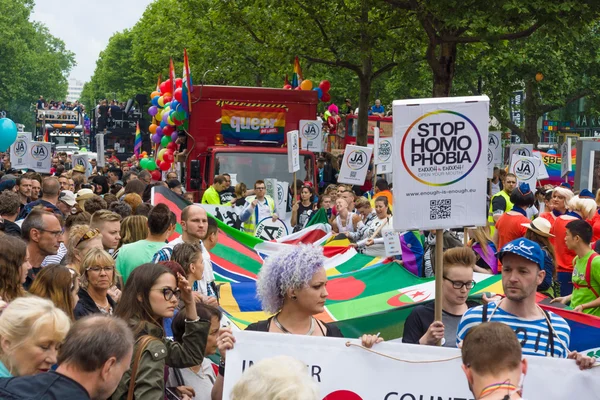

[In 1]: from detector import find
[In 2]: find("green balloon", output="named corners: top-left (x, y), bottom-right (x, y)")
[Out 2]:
top-left (147, 160), bottom-right (157, 171)
top-left (160, 134), bottom-right (172, 147)
top-left (140, 158), bottom-right (149, 169)
top-left (182, 120), bottom-right (189, 130)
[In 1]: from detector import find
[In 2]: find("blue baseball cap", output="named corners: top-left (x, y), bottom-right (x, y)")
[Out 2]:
top-left (496, 238), bottom-right (544, 270)
top-left (559, 182), bottom-right (572, 189)
top-left (579, 189), bottom-right (595, 199)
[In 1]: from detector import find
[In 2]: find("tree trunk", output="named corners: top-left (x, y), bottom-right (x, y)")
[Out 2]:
top-left (431, 41), bottom-right (457, 97)
top-left (523, 80), bottom-right (540, 146)
top-left (356, 74), bottom-right (371, 147)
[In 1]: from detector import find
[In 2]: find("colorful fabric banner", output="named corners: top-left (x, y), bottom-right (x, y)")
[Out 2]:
top-left (134, 122), bottom-right (141, 157)
top-left (182, 48), bottom-right (193, 114)
top-left (220, 105), bottom-right (286, 143)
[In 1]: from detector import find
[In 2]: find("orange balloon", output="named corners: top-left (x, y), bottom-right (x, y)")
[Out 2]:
top-left (149, 124), bottom-right (157, 134)
top-left (151, 91), bottom-right (160, 99)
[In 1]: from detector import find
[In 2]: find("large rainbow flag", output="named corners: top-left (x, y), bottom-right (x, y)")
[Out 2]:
top-left (538, 149), bottom-right (576, 186)
top-left (152, 186), bottom-right (600, 354)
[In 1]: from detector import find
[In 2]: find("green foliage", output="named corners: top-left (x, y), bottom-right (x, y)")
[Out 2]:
top-left (0, 0), bottom-right (75, 129)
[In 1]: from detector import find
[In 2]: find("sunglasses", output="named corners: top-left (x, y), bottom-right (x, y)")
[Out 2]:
top-left (76, 228), bottom-right (100, 247)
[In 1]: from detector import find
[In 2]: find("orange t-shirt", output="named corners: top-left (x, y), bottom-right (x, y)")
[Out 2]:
top-left (550, 215), bottom-right (578, 273)
top-left (495, 212), bottom-right (530, 271)
top-left (590, 212), bottom-right (600, 243)
top-left (539, 212), bottom-right (558, 225)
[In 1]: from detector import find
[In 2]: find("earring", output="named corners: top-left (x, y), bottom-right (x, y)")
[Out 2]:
top-left (292, 295), bottom-right (297, 300)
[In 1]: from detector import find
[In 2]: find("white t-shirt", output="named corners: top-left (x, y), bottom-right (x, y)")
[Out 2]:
top-left (168, 359), bottom-right (216, 399)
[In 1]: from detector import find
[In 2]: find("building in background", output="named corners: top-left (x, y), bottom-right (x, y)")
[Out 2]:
top-left (66, 78), bottom-right (85, 102)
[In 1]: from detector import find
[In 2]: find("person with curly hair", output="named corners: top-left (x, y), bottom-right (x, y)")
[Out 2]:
top-left (211, 244), bottom-right (383, 400)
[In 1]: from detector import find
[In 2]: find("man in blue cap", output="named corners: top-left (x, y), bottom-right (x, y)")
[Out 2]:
top-left (457, 238), bottom-right (595, 369)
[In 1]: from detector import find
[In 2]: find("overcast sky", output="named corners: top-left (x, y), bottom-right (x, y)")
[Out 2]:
top-left (31, 0), bottom-right (154, 83)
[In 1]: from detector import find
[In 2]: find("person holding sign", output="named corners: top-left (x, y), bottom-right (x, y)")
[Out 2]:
top-left (352, 196), bottom-right (393, 257)
top-left (550, 194), bottom-right (597, 297)
top-left (493, 183), bottom-right (535, 262)
top-left (290, 186), bottom-right (316, 233)
top-left (239, 180), bottom-right (277, 235)
top-left (487, 173), bottom-right (517, 235)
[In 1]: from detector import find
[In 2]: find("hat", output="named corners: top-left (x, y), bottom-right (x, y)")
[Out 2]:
top-left (579, 189), bottom-right (595, 199)
top-left (496, 238), bottom-right (544, 270)
top-left (0, 179), bottom-right (15, 192)
top-left (517, 182), bottom-right (531, 196)
top-left (59, 190), bottom-right (76, 207)
top-left (167, 179), bottom-right (182, 189)
top-left (0, 174), bottom-right (16, 182)
top-left (76, 188), bottom-right (94, 201)
top-left (559, 182), bottom-right (572, 189)
top-left (521, 217), bottom-right (555, 238)
top-left (73, 164), bottom-right (86, 173)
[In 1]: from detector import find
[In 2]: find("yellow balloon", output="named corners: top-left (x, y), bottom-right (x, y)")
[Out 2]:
top-left (158, 148), bottom-right (167, 161)
top-left (158, 97), bottom-right (165, 107)
top-left (300, 80), bottom-right (313, 90)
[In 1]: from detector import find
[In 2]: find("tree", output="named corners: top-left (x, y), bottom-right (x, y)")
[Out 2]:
top-left (385, 0), bottom-right (599, 97)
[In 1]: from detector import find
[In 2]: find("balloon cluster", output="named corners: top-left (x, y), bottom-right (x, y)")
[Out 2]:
top-left (146, 78), bottom-right (188, 176)
top-left (283, 80), bottom-right (331, 102)
top-left (0, 118), bottom-right (18, 152)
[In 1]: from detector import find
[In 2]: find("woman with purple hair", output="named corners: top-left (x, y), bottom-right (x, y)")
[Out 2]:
top-left (210, 244), bottom-right (382, 400)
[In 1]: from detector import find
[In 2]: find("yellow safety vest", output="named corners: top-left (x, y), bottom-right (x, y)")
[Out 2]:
top-left (488, 190), bottom-right (513, 236)
top-left (242, 195), bottom-right (276, 234)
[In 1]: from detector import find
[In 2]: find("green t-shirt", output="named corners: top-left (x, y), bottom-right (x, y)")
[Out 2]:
top-left (116, 240), bottom-right (167, 283)
top-left (571, 250), bottom-right (600, 317)
top-left (201, 186), bottom-right (221, 205)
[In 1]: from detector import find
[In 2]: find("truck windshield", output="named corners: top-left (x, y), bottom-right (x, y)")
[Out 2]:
top-left (214, 152), bottom-right (314, 187)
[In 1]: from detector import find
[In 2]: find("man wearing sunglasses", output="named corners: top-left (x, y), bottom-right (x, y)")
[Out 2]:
top-left (403, 247), bottom-right (479, 347)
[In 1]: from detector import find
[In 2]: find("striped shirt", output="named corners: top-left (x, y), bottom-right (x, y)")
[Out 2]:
top-left (456, 302), bottom-right (571, 358)
top-left (41, 243), bottom-right (67, 266)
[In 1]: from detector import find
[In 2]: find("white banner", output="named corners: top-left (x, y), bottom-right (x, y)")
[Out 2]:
top-left (72, 153), bottom-right (89, 177)
top-left (510, 154), bottom-right (539, 194)
top-left (96, 133), bottom-right (105, 168)
top-left (338, 145), bottom-right (373, 186)
top-left (374, 127), bottom-right (393, 174)
top-left (533, 150), bottom-right (549, 180)
top-left (275, 181), bottom-right (289, 219)
top-left (392, 96), bottom-right (489, 231)
top-left (299, 120), bottom-right (323, 152)
top-left (28, 141), bottom-right (52, 173)
top-left (561, 138), bottom-right (572, 178)
top-left (487, 131), bottom-right (502, 179)
top-left (509, 143), bottom-right (534, 162)
top-left (10, 132), bottom-right (31, 170)
top-left (287, 130), bottom-right (300, 173)
top-left (223, 331), bottom-right (600, 400)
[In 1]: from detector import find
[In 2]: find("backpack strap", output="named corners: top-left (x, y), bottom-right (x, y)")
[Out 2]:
top-left (541, 309), bottom-right (555, 357)
top-left (481, 302), bottom-right (489, 323)
top-left (127, 335), bottom-right (158, 400)
top-left (585, 253), bottom-right (600, 298)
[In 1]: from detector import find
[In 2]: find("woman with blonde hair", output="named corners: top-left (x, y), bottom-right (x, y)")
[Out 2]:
top-left (467, 226), bottom-right (497, 274)
top-left (74, 248), bottom-right (117, 319)
top-left (112, 215), bottom-right (148, 260)
top-left (231, 183), bottom-right (247, 207)
top-left (539, 186), bottom-right (574, 223)
top-left (0, 297), bottom-right (70, 377)
top-left (65, 224), bottom-right (104, 273)
top-left (29, 264), bottom-right (80, 320)
top-left (590, 188), bottom-right (600, 242)
top-left (0, 235), bottom-right (31, 302)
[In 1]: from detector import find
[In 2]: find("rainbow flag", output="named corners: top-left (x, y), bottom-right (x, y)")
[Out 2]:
top-left (291, 56), bottom-right (303, 89)
top-left (182, 48), bottom-right (193, 114)
top-left (134, 122), bottom-right (141, 157)
top-left (538, 149), bottom-right (576, 186)
top-left (169, 58), bottom-right (176, 95)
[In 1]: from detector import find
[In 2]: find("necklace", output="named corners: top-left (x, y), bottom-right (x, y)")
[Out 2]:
top-left (273, 314), bottom-right (315, 336)
top-left (479, 382), bottom-right (519, 399)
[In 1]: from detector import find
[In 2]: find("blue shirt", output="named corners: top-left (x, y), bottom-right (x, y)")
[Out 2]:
top-left (0, 360), bottom-right (12, 378)
top-left (370, 105), bottom-right (385, 115)
top-left (456, 302), bottom-right (571, 358)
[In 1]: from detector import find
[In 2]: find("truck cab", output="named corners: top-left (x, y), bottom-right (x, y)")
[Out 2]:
top-left (184, 85), bottom-right (319, 199)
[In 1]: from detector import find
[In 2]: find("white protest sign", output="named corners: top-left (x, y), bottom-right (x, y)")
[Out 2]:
top-left (72, 153), bottom-right (89, 177)
top-left (202, 204), bottom-right (292, 237)
top-left (287, 130), bottom-right (300, 173)
top-left (255, 217), bottom-right (289, 240)
top-left (28, 141), bottom-right (52, 173)
top-left (533, 150), bottom-right (549, 180)
top-left (299, 120), bottom-right (323, 152)
top-left (338, 145), bottom-right (373, 185)
top-left (487, 131), bottom-right (502, 179)
top-left (276, 181), bottom-right (289, 218)
top-left (374, 127), bottom-right (393, 174)
top-left (96, 133), bottom-right (105, 167)
top-left (10, 132), bottom-right (31, 170)
top-left (223, 331), bottom-right (600, 400)
top-left (392, 96), bottom-right (489, 231)
top-left (509, 143), bottom-right (534, 161)
top-left (383, 229), bottom-right (402, 257)
top-left (510, 154), bottom-right (538, 194)
top-left (561, 138), bottom-right (572, 178)
top-left (265, 179), bottom-right (277, 204)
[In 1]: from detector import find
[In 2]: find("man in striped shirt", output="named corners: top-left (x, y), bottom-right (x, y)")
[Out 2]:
top-left (457, 238), bottom-right (595, 369)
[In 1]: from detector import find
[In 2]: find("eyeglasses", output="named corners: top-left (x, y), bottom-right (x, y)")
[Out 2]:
top-left (443, 276), bottom-right (476, 290)
top-left (151, 288), bottom-right (181, 301)
top-left (86, 266), bottom-right (115, 273)
top-left (39, 228), bottom-right (64, 238)
top-left (76, 228), bottom-right (100, 247)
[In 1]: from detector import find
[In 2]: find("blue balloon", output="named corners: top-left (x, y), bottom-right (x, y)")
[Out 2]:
top-left (151, 96), bottom-right (160, 107)
top-left (0, 118), bottom-right (17, 152)
top-left (547, 149), bottom-right (557, 155)
top-left (171, 100), bottom-right (180, 109)
top-left (160, 121), bottom-right (167, 129)
top-left (314, 87), bottom-right (323, 100)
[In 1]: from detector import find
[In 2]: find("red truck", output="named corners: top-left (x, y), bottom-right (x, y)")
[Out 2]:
top-left (185, 85), bottom-right (319, 199)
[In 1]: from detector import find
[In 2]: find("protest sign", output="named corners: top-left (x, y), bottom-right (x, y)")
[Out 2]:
top-left (96, 133), bottom-right (105, 167)
top-left (72, 153), bottom-right (89, 177)
top-left (287, 130), bottom-right (300, 173)
top-left (487, 131), bottom-right (501, 178)
top-left (202, 203), bottom-right (292, 237)
top-left (392, 96), bottom-right (489, 231)
top-left (383, 229), bottom-right (402, 257)
top-left (10, 132), bottom-right (31, 170)
top-left (28, 141), bottom-right (52, 173)
top-left (561, 138), bottom-right (572, 179)
top-left (510, 154), bottom-right (539, 193)
top-left (509, 143), bottom-right (534, 162)
top-left (223, 331), bottom-right (600, 400)
top-left (533, 150), bottom-right (549, 180)
top-left (374, 127), bottom-right (393, 174)
top-left (255, 217), bottom-right (289, 240)
top-left (338, 145), bottom-right (373, 185)
top-left (265, 179), bottom-right (277, 205)
top-left (275, 181), bottom-right (289, 218)
top-left (299, 120), bottom-right (323, 152)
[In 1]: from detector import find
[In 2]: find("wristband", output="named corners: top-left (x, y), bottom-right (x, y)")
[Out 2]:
top-left (185, 317), bottom-right (200, 323)
top-left (219, 359), bottom-right (226, 376)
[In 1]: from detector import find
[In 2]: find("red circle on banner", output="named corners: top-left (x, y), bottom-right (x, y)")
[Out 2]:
top-left (323, 390), bottom-right (363, 400)
top-left (326, 277), bottom-right (365, 301)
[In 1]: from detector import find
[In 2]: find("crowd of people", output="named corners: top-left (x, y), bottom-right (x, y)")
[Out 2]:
top-left (36, 96), bottom-right (84, 113)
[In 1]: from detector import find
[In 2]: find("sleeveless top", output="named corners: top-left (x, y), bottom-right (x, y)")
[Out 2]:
top-left (335, 212), bottom-right (354, 233)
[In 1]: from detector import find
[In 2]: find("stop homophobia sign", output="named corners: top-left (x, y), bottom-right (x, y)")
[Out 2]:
top-left (392, 96), bottom-right (489, 231)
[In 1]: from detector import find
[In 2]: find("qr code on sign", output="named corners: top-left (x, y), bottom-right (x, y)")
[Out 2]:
top-left (430, 199), bottom-right (451, 220)
top-left (350, 171), bottom-right (357, 178)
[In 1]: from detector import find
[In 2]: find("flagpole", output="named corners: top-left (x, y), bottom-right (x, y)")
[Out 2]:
top-left (434, 228), bottom-right (444, 346)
